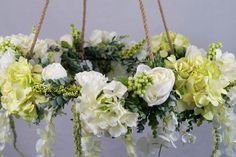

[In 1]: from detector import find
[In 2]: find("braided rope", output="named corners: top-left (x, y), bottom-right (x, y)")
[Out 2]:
top-left (29, 0), bottom-right (49, 56)
top-left (138, 0), bottom-right (154, 61)
top-left (79, 0), bottom-right (87, 60)
top-left (156, 0), bottom-right (174, 54)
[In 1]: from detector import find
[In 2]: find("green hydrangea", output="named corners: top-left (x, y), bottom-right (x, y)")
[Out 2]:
top-left (1, 57), bottom-right (47, 122)
top-left (168, 54), bottom-right (228, 120)
top-left (151, 32), bottom-right (190, 56)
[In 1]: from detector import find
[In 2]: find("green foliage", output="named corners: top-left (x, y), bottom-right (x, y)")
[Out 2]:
top-left (120, 39), bottom-right (146, 59)
top-left (33, 79), bottom-right (81, 122)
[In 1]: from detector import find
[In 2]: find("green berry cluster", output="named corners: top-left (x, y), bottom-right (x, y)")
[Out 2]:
top-left (207, 42), bottom-right (223, 60)
top-left (0, 39), bottom-right (21, 53)
top-left (128, 73), bottom-right (153, 97)
top-left (0, 39), bottom-right (12, 52)
top-left (120, 39), bottom-right (146, 59)
top-left (33, 84), bottom-right (81, 98)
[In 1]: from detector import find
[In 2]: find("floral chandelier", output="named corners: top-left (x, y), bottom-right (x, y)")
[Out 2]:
top-left (0, 0), bottom-right (236, 157)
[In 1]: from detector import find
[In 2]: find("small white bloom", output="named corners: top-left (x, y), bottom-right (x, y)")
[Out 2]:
top-left (227, 86), bottom-right (236, 105)
top-left (136, 64), bottom-right (175, 106)
top-left (136, 50), bottom-right (148, 61)
top-left (181, 132), bottom-right (196, 144)
top-left (103, 81), bottom-right (127, 98)
top-left (220, 52), bottom-right (236, 82)
top-left (164, 112), bottom-right (178, 132)
top-left (185, 45), bottom-right (207, 58)
top-left (60, 34), bottom-right (73, 46)
top-left (89, 30), bottom-right (117, 46)
top-left (42, 63), bottom-right (67, 80)
top-left (0, 49), bottom-right (15, 76)
top-left (107, 62), bottom-right (128, 80)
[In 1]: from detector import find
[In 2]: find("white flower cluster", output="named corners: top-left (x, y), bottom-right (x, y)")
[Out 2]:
top-left (0, 110), bottom-right (12, 156)
top-left (0, 34), bottom-right (62, 64)
top-left (75, 71), bottom-right (138, 137)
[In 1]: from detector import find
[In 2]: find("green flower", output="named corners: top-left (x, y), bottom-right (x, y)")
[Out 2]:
top-left (1, 57), bottom-right (46, 122)
top-left (169, 53), bottom-right (227, 120)
top-left (151, 32), bottom-right (190, 55)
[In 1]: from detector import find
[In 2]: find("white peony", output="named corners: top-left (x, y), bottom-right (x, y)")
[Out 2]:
top-left (89, 30), bottom-right (117, 46)
top-left (60, 34), bottom-right (73, 46)
top-left (135, 64), bottom-right (175, 106)
top-left (42, 63), bottom-right (67, 81)
top-left (75, 71), bottom-right (138, 137)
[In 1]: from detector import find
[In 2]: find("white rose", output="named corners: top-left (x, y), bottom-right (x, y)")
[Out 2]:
top-left (42, 63), bottom-right (67, 80)
top-left (60, 34), bottom-right (73, 46)
top-left (136, 64), bottom-right (175, 106)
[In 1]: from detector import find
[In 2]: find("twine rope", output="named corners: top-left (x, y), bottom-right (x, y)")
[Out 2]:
top-left (79, 0), bottom-right (87, 60)
top-left (138, 0), bottom-right (154, 61)
top-left (156, 0), bottom-right (174, 54)
top-left (29, 0), bottom-right (49, 56)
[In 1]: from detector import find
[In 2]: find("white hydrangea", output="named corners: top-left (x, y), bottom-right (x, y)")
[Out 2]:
top-left (3, 34), bottom-right (62, 64)
top-left (75, 71), bottom-right (138, 137)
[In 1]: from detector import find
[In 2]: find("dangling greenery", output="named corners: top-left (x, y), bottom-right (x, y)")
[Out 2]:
top-left (72, 105), bottom-right (82, 157)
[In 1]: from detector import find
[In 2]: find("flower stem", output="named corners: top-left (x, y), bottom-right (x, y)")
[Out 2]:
top-left (72, 105), bottom-right (82, 157)
top-left (9, 116), bottom-right (26, 157)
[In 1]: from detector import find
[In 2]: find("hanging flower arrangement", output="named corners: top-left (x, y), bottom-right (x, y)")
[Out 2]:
top-left (0, 0), bottom-right (236, 157)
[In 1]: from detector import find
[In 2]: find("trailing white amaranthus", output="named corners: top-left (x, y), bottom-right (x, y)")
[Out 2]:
top-left (123, 133), bottom-right (137, 157)
top-left (36, 112), bottom-right (55, 157)
top-left (81, 132), bottom-right (100, 157)
top-left (0, 110), bottom-right (11, 157)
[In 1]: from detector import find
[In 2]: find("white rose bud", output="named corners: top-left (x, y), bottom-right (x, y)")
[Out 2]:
top-left (136, 64), bottom-right (175, 106)
top-left (42, 63), bottom-right (67, 81)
